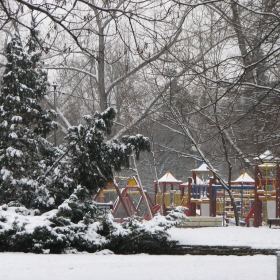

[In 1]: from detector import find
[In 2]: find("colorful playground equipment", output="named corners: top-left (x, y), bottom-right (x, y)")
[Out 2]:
top-left (153, 151), bottom-right (280, 227)
top-left (154, 165), bottom-right (216, 217)
top-left (253, 158), bottom-right (280, 227)
top-left (154, 172), bottom-right (182, 216)
top-left (94, 177), bottom-right (157, 220)
top-left (93, 151), bottom-right (280, 227)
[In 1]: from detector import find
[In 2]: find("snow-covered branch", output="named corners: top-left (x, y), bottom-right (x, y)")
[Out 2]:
top-left (45, 65), bottom-right (98, 83)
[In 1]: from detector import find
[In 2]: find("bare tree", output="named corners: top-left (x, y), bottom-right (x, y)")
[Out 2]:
top-left (1, 1), bottom-right (280, 226)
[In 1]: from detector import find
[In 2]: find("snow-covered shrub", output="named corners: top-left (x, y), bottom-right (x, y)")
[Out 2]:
top-left (7, 201), bottom-right (21, 207)
top-left (166, 206), bottom-right (190, 227)
top-left (56, 186), bottom-right (101, 224)
top-left (102, 215), bottom-right (178, 254)
top-left (0, 214), bottom-right (32, 252)
top-left (0, 214), bottom-right (7, 223)
top-left (15, 207), bottom-right (30, 216)
top-left (32, 226), bottom-right (69, 254)
top-left (0, 204), bottom-right (179, 254)
top-left (1, 204), bottom-right (8, 211)
top-left (9, 231), bottom-right (33, 253)
top-left (48, 215), bottom-right (71, 227)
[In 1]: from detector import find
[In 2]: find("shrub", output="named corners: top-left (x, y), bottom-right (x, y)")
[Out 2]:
top-left (103, 215), bottom-right (178, 254)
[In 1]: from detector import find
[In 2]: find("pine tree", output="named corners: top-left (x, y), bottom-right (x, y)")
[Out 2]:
top-left (65, 107), bottom-right (150, 194)
top-left (0, 33), bottom-right (55, 208)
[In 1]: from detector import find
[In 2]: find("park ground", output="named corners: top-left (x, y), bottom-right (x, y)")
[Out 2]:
top-left (0, 226), bottom-right (279, 280)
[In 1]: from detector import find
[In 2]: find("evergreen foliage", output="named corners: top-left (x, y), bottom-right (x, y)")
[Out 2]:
top-left (56, 185), bottom-right (100, 223)
top-left (103, 217), bottom-right (177, 254)
top-left (0, 204), bottom-right (178, 254)
top-left (0, 33), bottom-right (55, 208)
top-left (37, 147), bottom-right (75, 212)
top-left (65, 107), bottom-right (150, 193)
top-left (0, 29), bottom-right (158, 257)
top-left (121, 134), bottom-right (151, 160)
top-left (0, 33), bottom-right (150, 210)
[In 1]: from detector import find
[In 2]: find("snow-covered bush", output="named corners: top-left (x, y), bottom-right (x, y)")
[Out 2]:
top-left (101, 215), bottom-right (178, 254)
top-left (56, 186), bottom-right (101, 224)
top-left (0, 204), bottom-right (178, 254)
top-left (165, 206), bottom-right (190, 227)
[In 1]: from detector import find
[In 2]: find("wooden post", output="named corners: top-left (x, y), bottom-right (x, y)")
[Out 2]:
top-left (163, 183), bottom-right (166, 215)
top-left (276, 164), bottom-right (280, 218)
top-left (254, 165), bottom-right (262, 227)
top-left (187, 177), bottom-right (194, 216)
top-left (209, 178), bottom-right (213, 216)
top-left (192, 171), bottom-right (197, 184)
top-left (209, 178), bottom-right (216, 217)
top-left (154, 182), bottom-right (158, 205)
top-left (180, 184), bottom-right (184, 199)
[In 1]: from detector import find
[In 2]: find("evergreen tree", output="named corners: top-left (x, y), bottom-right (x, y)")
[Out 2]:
top-left (65, 107), bottom-right (150, 193)
top-left (0, 33), bottom-right (55, 208)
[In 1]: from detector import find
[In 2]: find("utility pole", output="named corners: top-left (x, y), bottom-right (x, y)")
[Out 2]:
top-left (53, 82), bottom-right (58, 147)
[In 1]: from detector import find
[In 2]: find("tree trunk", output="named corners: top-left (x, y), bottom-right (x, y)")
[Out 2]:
top-left (98, 27), bottom-right (107, 112)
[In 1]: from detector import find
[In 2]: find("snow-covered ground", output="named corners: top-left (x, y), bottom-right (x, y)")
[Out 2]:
top-left (0, 252), bottom-right (275, 280)
top-left (1, 226), bottom-right (279, 280)
top-left (168, 226), bottom-right (280, 248)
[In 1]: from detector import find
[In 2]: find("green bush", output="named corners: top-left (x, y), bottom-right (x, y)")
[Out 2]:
top-left (103, 216), bottom-right (178, 254)
top-left (0, 202), bottom-right (178, 254)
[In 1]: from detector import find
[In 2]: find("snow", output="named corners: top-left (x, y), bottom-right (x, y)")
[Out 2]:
top-left (168, 226), bottom-right (280, 249)
top-left (0, 205), bottom-right (279, 279)
top-left (0, 249), bottom-right (276, 280)
top-left (0, 206), bottom-right (52, 233)
top-left (253, 150), bottom-right (280, 162)
top-left (1, 120), bottom-right (8, 127)
top-left (191, 162), bottom-right (215, 172)
top-left (232, 172), bottom-right (254, 183)
top-left (11, 116), bottom-right (22, 122)
top-left (1, 168), bottom-right (12, 180)
top-left (8, 132), bottom-right (18, 139)
top-left (157, 171), bottom-right (182, 183)
top-left (6, 147), bottom-right (23, 158)
top-left (0, 225), bottom-right (279, 279)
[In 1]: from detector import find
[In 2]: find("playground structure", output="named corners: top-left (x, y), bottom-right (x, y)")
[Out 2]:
top-left (154, 171), bottom-right (183, 216)
top-left (94, 177), bottom-right (158, 220)
top-left (253, 162), bottom-right (280, 227)
top-left (93, 151), bottom-right (280, 227)
top-left (153, 152), bottom-right (280, 227)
